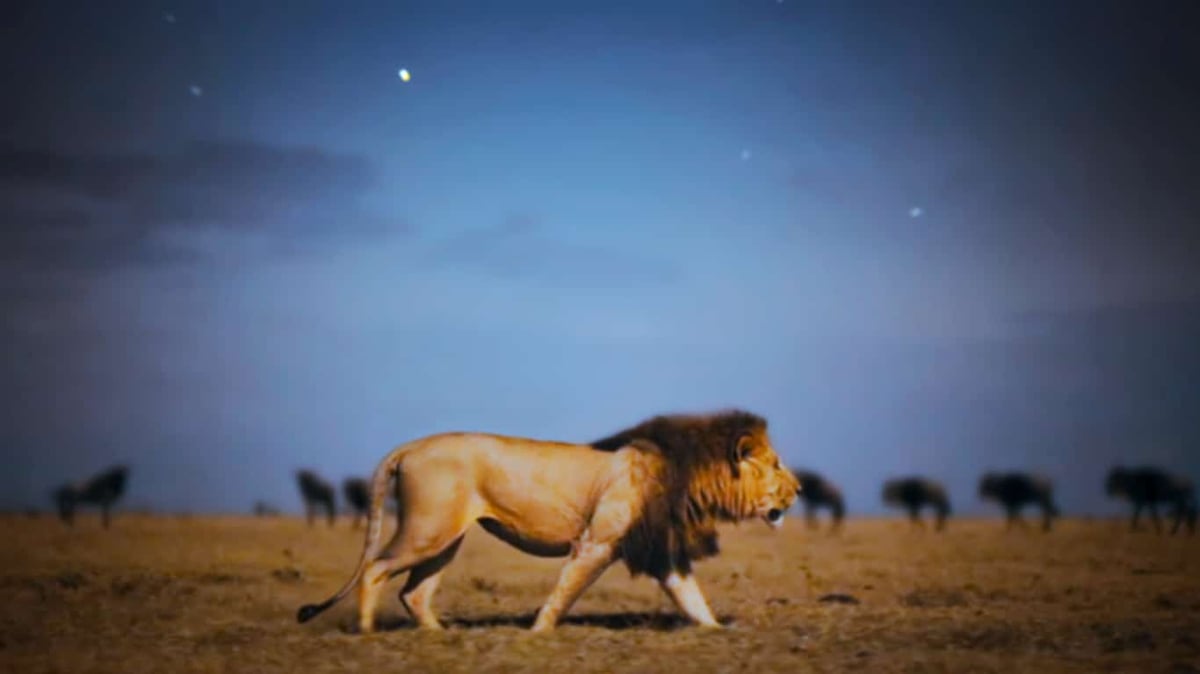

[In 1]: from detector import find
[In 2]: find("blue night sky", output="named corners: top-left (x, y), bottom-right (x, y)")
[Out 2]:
top-left (2, 1), bottom-right (1198, 515)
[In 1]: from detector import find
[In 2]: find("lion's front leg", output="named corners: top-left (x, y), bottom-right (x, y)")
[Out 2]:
top-left (530, 540), bottom-right (616, 632)
top-left (659, 572), bottom-right (722, 628)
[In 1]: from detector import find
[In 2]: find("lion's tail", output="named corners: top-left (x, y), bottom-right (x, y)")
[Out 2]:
top-left (296, 441), bottom-right (411, 624)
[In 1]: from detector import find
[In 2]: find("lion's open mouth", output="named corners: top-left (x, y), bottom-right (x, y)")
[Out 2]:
top-left (765, 508), bottom-right (784, 528)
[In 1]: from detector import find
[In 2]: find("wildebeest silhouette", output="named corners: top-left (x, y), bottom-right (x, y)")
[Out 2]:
top-left (978, 471), bottom-right (1059, 531)
top-left (295, 470), bottom-right (336, 527)
top-left (342, 477), bottom-right (370, 529)
top-left (791, 469), bottom-right (845, 530)
top-left (53, 465), bottom-right (129, 529)
top-left (1106, 466), bottom-right (1196, 535)
top-left (882, 476), bottom-right (951, 531)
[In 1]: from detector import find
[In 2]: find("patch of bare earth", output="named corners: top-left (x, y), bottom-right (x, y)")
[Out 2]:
top-left (0, 515), bottom-right (1197, 673)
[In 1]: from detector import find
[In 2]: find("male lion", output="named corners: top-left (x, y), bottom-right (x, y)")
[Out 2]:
top-left (297, 410), bottom-right (798, 633)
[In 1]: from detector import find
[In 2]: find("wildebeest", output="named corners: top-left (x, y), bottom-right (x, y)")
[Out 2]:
top-left (1106, 466), bottom-right (1196, 535)
top-left (791, 469), bottom-right (845, 530)
top-left (53, 465), bottom-right (129, 528)
top-left (978, 471), bottom-right (1059, 531)
top-left (342, 477), bottom-right (370, 529)
top-left (295, 470), bottom-right (336, 527)
top-left (882, 476), bottom-right (951, 531)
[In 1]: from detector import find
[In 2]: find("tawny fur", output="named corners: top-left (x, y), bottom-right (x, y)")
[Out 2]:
top-left (296, 410), bottom-right (798, 633)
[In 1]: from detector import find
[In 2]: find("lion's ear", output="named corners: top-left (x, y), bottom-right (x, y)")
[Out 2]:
top-left (729, 434), bottom-right (753, 478)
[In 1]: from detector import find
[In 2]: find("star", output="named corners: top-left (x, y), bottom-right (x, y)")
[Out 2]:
top-left (909, 206), bottom-right (924, 218)
top-left (740, 149), bottom-right (752, 161)
top-left (188, 84), bottom-right (203, 97)
top-left (398, 68), bottom-right (411, 82)
top-left (163, 11), bottom-right (176, 23)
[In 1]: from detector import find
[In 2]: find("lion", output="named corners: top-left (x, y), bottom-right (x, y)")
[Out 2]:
top-left (978, 471), bottom-right (1059, 531)
top-left (295, 469), bottom-right (336, 527)
top-left (882, 476), bottom-right (951, 531)
top-left (296, 410), bottom-right (799, 633)
top-left (1106, 466), bottom-right (1196, 535)
top-left (342, 477), bottom-right (370, 529)
top-left (53, 465), bottom-right (129, 529)
top-left (790, 469), bottom-right (845, 531)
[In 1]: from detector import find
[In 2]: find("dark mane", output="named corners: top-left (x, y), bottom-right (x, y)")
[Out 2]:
top-left (589, 409), bottom-right (768, 579)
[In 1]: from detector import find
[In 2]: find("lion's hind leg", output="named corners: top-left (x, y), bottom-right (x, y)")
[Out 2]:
top-left (397, 535), bottom-right (465, 629)
top-left (358, 511), bottom-right (474, 633)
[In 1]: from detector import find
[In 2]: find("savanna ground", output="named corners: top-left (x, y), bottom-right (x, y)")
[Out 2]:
top-left (1, 514), bottom-right (1197, 673)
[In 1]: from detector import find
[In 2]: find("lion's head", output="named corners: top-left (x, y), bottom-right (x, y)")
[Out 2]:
top-left (591, 409), bottom-right (799, 578)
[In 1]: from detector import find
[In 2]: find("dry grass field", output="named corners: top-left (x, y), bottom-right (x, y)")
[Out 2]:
top-left (1, 514), bottom-right (1197, 673)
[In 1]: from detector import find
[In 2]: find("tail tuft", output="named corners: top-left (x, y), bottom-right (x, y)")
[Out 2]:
top-left (297, 602), bottom-right (329, 624)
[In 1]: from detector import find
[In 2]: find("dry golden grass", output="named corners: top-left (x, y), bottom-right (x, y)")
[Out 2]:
top-left (1, 514), bottom-right (1197, 673)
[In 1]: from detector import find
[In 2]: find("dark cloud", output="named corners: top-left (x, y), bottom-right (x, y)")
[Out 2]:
top-left (430, 214), bottom-right (679, 289)
top-left (0, 140), bottom-right (400, 273)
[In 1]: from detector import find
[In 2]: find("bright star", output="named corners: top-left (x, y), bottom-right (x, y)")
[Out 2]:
top-left (909, 206), bottom-right (923, 218)
top-left (398, 68), bottom-right (411, 82)
top-left (188, 84), bottom-right (203, 97)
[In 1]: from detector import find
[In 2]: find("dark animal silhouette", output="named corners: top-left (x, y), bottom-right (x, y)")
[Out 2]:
top-left (1106, 466), bottom-right (1196, 535)
top-left (978, 471), bottom-right (1059, 531)
top-left (53, 465), bottom-right (129, 528)
top-left (253, 501), bottom-right (280, 517)
top-left (791, 469), bottom-right (845, 530)
top-left (295, 469), bottom-right (336, 527)
top-left (882, 476), bottom-right (951, 531)
top-left (342, 477), bottom-right (370, 529)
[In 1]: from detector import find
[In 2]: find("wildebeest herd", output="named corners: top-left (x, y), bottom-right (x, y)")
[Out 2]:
top-left (49, 460), bottom-right (1196, 536)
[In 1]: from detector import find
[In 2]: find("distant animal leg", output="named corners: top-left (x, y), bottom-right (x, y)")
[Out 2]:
top-left (908, 505), bottom-right (924, 530)
top-left (1148, 503), bottom-right (1162, 533)
top-left (805, 503), bottom-right (818, 530)
top-left (397, 535), bottom-right (465, 630)
top-left (101, 503), bottom-right (111, 529)
top-left (659, 572), bottom-right (721, 628)
top-left (530, 540), bottom-right (615, 632)
top-left (1130, 503), bottom-right (1142, 531)
top-left (305, 502), bottom-right (315, 528)
top-left (326, 500), bottom-right (336, 527)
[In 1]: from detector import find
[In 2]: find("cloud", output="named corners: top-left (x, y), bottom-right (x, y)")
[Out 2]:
top-left (0, 139), bottom-right (402, 273)
top-left (428, 214), bottom-right (680, 289)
